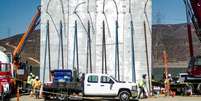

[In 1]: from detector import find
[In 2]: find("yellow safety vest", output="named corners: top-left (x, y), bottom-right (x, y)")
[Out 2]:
top-left (138, 80), bottom-right (145, 87)
top-left (27, 75), bottom-right (32, 84)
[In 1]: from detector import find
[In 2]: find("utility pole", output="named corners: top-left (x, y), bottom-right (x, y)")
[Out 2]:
top-left (60, 21), bottom-right (64, 69)
top-left (73, 20), bottom-right (79, 74)
top-left (47, 20), bottom-right (52, 81)
top-left (115, 20), bottom-right (120, 80)
top-left (102, 21), bottom-right (107, 74)
top-left (144, 21), bottom-right (151, 93)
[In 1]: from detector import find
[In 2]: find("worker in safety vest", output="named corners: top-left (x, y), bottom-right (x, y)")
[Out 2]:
top-left (27, 73), bottom-right (32, 93)
top-left (27, 73), bottom-right (35, 96)
top-left (164, 74), bottom-right (172, 96)
top-left (32, 76), bottom-right (41, 99)
top-left (138, 74), bottom-right (148, 99)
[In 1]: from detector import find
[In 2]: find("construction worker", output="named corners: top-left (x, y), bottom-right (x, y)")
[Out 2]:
top-left (30, 74), bottom-right (35, 97)
top-left (164, 73), bottom-right (173, 96)
top-left (185, 84), bottom-right (192, 96)
top-left (32, 76), bottom-right (41, 99)
top-left (80, 73), bottom-right (85, 90)
top-left (138, 74), bottom-right (148, 99)
top-left (168, 74), bottom-right (172, 83)
top-left (27, 73), bottom-right (33, 95)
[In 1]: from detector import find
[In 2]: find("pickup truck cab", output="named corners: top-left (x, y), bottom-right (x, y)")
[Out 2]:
top-left (84, 73), bottom-right (138, 101)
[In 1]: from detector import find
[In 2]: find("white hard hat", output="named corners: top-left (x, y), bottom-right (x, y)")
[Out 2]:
top-left (168, 74), bottom-right (171, 77)
top-left (35, 76), bottom-right (39, 79)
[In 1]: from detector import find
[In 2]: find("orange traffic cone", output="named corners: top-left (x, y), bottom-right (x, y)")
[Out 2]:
top-left (17, 87), bottom-right (20, 101)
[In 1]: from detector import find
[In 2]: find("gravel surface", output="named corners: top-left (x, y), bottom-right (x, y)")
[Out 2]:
top-left (140, 96), bottom-right (201, 101)
top-left (9, 95), bottom-right (201, 101)
top-left (10, 95), bottom-right (43, 101)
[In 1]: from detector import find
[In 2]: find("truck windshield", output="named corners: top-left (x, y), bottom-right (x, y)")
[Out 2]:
top-left (0, 64), bottom-right (11, 72)
top-left (194, 57), bottom-right (201, 66)
top-left (53, 71), bottom-right (72, 82)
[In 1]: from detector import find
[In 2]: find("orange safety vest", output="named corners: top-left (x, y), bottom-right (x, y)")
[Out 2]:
top-left (33, 80), bottom-right (41, 89)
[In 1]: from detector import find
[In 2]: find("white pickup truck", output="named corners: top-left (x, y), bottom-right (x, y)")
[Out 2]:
top-left (43, 70), bottom-right (138, 101)
top-left (83, 73), bottom-right (138, 101)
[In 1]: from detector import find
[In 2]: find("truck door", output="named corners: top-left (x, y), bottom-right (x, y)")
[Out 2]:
top-left (84, 75), bottom-right (101, 95)
top-left (99, 76), bottom-right (115, 96)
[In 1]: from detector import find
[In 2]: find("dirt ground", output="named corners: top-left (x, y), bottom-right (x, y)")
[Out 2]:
top-left (10, 95), bottom-right (43, 101)
top-left (140, 96), bottom-right (201, 101)
top-left (9, 95), bottom-right (201, 101)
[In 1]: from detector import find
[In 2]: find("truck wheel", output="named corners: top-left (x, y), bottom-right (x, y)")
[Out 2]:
top-left (197, 83), bottom-right (201, 94)
top-left (58, 94), bottom-right (66, 101)
top-left (1, 93), bottom-right (4, 101)
top-left (119, 91), bottom-right (130, 101)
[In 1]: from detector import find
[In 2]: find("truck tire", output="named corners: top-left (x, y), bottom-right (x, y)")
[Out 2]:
top-left (57, 94), bottom-right (67, 101)
top-left (119, 90), bottom-right (130, 101)
top-left (1, 92), bottom-right (4, 101)
top-left (197, 83), bottom-right (201, 94)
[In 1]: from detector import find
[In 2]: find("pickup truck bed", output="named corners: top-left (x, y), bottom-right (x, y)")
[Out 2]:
top-left (43, 82), bottom-right (82, 100)
top-left (43, 70), bottom-right (138, 101)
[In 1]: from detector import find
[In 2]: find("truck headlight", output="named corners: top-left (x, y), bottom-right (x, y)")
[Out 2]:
top-left (132, 86), bottom-right (137, 91)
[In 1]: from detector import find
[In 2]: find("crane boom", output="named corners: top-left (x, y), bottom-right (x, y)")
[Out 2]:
top-left (184, 0), bottom-right (201, 41)
top-left (13, 7), bottom-right (40, 60)
top-left (11, 7), bottom-right (41, 87)
top-left (184, 0), bottom-right (201, 77)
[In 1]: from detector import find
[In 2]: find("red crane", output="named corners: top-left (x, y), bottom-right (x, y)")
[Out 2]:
top-left (184, 0), bottom-right (201, 77)
top-left (182, 0), bottom-right (201, 94)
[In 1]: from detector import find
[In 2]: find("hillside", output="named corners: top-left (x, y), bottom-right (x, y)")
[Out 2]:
top-left (1, 24), bottom-right (201, 67)
top-left (0, 30), bottom-right (40, 65)
top-left (152, 24), bottom-right (201, 67)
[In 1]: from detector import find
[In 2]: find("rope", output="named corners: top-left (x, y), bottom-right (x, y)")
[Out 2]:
top-left (74, 2), bottom-right (88, 33)
top-left (103, 0), bottom-right (112, 37)
top-left (129, 0), bottom-right (136, 83)
top-left (144, 0), bottom-right (152, 34)
top-left (87, 0), bottom-right (96, 34)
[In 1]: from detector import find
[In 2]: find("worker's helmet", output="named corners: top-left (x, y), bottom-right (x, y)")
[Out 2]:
top-left (168, 74), bottom-right (171, 77)
top-left (29, 73), bottom-right (33, 76)
top-left (35, 76), bottom-right (39, 80)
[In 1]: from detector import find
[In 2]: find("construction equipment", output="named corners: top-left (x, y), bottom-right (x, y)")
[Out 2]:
top-left (12, 6), bottom-right (40, 90)
top-left (0, 50), bottom-right (15, 100)
top-left (182, 0), bottom-right (201, 94)
top-left (43, 69), bottom-right (138, 101)
top-left (43, 69), bottom-right (81, 101)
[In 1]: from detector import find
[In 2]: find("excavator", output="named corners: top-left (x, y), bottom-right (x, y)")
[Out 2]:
top-left (12, 6), bottom-right (40, 90)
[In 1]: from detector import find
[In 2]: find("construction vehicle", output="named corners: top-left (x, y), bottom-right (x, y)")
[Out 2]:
top-left (0, 50), bottom-right (15, 100)
top-left (43, 69), bottom-right (138, 101)
top-left (179, 0), bottom-right (201, 94)
top-left (185, 0), bottom-right (201, 78)
top-left (43, 69), bottom-right (81, 101)
top-left (12, 6), bottom-right (40, 90)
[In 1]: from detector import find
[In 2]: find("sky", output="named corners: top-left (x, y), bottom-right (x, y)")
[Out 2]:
top-left (0, 0), bottom-right (40, 39)
top-left (152, 0), bottom-right (187, 24)
top-left (0, 0), bottom-right (187, 39)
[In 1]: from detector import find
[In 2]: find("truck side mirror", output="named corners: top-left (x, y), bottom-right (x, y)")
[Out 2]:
top-left (109, 79), bottom-right (114, 84)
